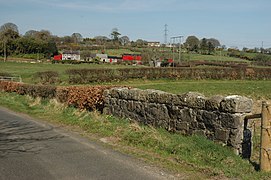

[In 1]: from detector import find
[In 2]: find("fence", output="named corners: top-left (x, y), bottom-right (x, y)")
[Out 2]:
top-left (245, 101), bottom-right (271, 172)
top-left (0, 76), bottom-right (22, 82)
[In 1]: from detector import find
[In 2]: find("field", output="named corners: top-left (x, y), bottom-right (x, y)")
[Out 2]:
top-left (1, 61), bottom-right (271, 99)
top-left (1, 60), bottom-right (271, 178)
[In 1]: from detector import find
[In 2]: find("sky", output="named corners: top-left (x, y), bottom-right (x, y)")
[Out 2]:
top-left (0, 0), bottom-right (271, 49)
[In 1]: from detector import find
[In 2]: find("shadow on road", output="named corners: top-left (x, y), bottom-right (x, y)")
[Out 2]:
top-left (0, 117), bottom-right (63, 157)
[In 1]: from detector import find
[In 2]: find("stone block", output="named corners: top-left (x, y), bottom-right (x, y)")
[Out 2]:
top-left (205, 95), bottom-right (224, 111)
top-left (178, 108), bottom-right (196, 122)
top-left (220, 95), bottom-right (253, 113)
top-left (215, 128), bottom-right (230, 143)
top-left (176, 122), bottom-right (189, 131)
top-left (178, 92), bottom-right (206, 109)
top-left (228, 128), bottom-right (243, 150)
top-left (219, 113), bottom-right (244, 129)
top-left (201, 110), bottom-right (219, 130)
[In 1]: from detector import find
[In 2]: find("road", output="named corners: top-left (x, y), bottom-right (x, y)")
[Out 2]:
top-left (0, 107), bottom-right (175, 180)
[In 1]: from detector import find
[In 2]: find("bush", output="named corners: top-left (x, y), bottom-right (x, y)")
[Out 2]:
top-left (17, 84), bottom-right (56, 99)
top-left (56, 86), bottom-right (113, 111)
top-left (34, 71), bottom-right (60, 85)
top-left (0, 81), bottom-right (21, 93)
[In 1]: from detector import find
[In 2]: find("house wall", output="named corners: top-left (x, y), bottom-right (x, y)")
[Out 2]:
top-left (103, 87), bottom-right (253, 155)
top-left (62, 54), bottom-right (80, 60)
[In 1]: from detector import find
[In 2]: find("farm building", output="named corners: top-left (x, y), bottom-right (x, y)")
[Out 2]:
top-left (147, 42), bottom-right (161, 47)
top-left (96, 54), bottom-right (108, 62)
top-left (62, 51), bottom-right (80, 60)
top-left (53, 54), bottom-right (62, 61)
top-left (108, 56), bottom-right (122, 63)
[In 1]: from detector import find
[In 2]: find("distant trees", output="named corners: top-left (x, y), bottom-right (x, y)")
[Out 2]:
top-left (110, 28), bottom-right (121, 42)
top-left (185, 36), bottom-right (200, 52)
top-left (71, 33), bottom-right (83, 44)
top-left (185, 35), bottom-right (220, 55)
top-left (0, 22), bottom-right (58, 60)
top-left (119, 36), bottom-right (130, 46)
top-left (0, 23), bottom-right (20, 61)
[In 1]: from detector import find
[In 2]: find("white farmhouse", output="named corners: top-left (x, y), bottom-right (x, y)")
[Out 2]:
top-left (62, 51), bottom-right (80, 60)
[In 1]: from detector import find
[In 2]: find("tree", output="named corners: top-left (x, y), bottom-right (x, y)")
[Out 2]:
top-left (206, 38), bottom-right (220, 48)
top-left (135, 39), bottom-right (147, 48)
top-left (0, 23), bottom-right (20, 61)
top-left (200, 38), bottom-right (208, 54)
top-left (110, 28), bottom-right (121, 42)
top-left (185, 36), bottom-right (200, 52)
top-left (207, 41), bottom-right (215, 54)
top-left (71, 33), bottom-right (83, 44)
top-left (119, 36), bottom-right (130, 46)
top-left (24, 30), bottom-right (38, 37)
top-left (0, 22), bottom-right (19, 33)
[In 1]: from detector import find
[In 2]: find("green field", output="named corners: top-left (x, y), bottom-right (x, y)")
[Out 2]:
top-left (1, 61), bottom-right (271, 99)
top-left (0, 61), bottom-right (133, 83)
top-left (1, 61), bottom-right (271, 178)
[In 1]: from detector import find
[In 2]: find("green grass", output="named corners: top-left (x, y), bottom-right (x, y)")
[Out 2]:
top-left (102, 79), bottom-right (271, 99)
top-left (181, 53), bottom-right (249, 62)
top-left (0, 91), bottom-right (271, 179)
top-left (0, 61), bottom-right (132, 84)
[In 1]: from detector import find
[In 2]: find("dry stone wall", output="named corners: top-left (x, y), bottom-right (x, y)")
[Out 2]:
top-left (103, 88), bottom-right (253, 155)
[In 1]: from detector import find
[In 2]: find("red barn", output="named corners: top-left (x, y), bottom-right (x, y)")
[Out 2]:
top-left (122, 54), bottom-right (142, 61)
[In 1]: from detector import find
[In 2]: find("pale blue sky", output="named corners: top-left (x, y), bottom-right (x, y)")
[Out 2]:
top-left (0, 0), bottom-right (270, 48)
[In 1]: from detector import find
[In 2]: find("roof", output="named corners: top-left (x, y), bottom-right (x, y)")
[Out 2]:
top-left (63, 50), bottom-right (80, 55)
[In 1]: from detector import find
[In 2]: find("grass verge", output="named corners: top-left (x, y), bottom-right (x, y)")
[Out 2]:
top-left (0, 91), bottom-right (270, 179)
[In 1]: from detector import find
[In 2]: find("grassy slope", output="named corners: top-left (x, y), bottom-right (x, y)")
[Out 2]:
top-left (0, 91), bottom-right (270, 179)
top-left (0, 61), bottom-right (133, 84)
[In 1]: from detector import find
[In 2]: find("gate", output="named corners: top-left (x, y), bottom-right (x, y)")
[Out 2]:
top-left (245, 101), bottom-right (271, 172)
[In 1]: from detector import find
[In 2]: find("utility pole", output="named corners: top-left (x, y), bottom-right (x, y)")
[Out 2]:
top-left (171, 36), bottom-right (183, 63)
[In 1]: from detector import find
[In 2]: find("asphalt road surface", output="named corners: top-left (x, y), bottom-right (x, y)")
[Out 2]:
top-left (0, 107), bottom-right (176, 180)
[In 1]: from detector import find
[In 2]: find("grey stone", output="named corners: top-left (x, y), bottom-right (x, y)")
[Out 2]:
top-left (205, 95), bottom-right (224, 111)
top-left (220, 113), bottom-right (244, 129)
top-left (176, 122), bottom-right (189, 131)
top-left (178, 108), bottom-right (196, 122)
top-left (201, 111), bottom-right (219, 130)
top-left (215, 128), bottom-right (230, 142)
top-left (220, 95), bottom-right (253, 113)
top-left (103, 88), bottom-right (252, 153)
top-left (178, 92), bottom-right (206, 109)
top-left (228, 128), bottom-right (243, 151)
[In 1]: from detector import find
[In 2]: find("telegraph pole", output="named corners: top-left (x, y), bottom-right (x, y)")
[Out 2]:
top-left (171, 36), bottom-right (183, 63)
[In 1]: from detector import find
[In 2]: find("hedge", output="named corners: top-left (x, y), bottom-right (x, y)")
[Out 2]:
top-left (0, 81), bottom-right (114, 111)
top-left (66, 67), bottom-right (271, 84)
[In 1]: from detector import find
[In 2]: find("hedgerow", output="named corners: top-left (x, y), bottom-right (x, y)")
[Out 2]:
top-left (0, 81), bottom-right (114, 112)
top-left (66, 67), bottom-right (271, 84)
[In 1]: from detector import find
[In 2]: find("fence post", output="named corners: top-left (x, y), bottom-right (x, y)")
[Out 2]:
top-left (260, 101), bottom-right (271, 171)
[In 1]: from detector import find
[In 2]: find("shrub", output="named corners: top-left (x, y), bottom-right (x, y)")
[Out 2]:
top-left (34, 71), bottom-right (59, 85)
top-left (0, 81), bottom-right (21, 93)
top-left (65, 86), bottom-right (112, 111)
top-left (17, 84), bottom-right (56, 99)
